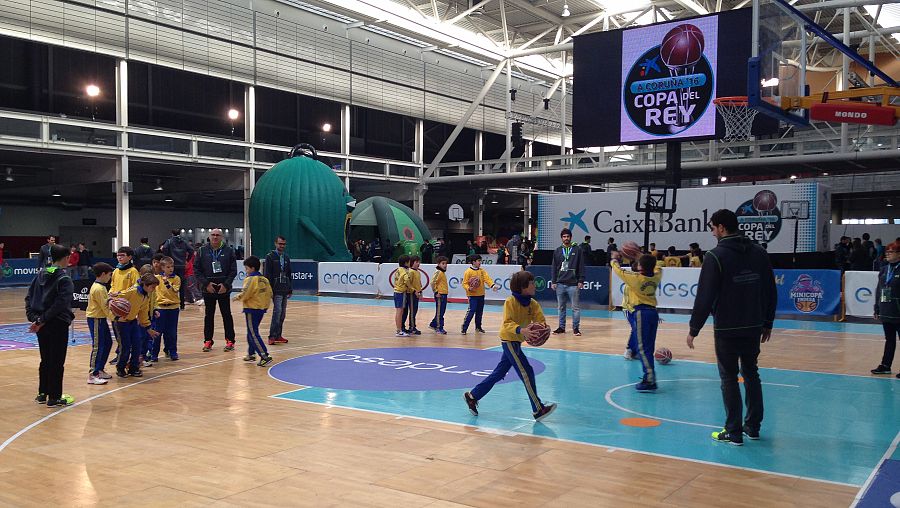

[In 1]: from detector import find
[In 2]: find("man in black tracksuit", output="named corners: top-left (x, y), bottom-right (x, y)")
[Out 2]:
top-left (687, 209), bottom-right (777, 446)
top-left (194, 229), bottom-right (237, 352)
top-left (25, 244), bottom-right (75, 407)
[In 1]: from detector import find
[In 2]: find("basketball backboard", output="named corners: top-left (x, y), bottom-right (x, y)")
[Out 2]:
top-left (636, 185), bottom-right (677, 213)
top-left (780, 200), bottom-right (809, 220)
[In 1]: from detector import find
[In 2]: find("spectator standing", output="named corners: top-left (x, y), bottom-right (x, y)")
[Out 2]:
top-left (66, 245), bottom-right (80, 279)
top-left (606, 237), bottom-right (618, 266)
top-left (77, 243), bottom-right (92, 280)
top-left (162, 229), bottom-right (194, 310)
top-left (421, 240), bottom-right (434, 264)
top-left (133, 238), bottom-right (154, 268)
top-left (687, 209), bottom-right (776, 445)
top-left (37, 235), bottom-right (57, 268)
top-left (834, 236), bottom-right (851, 271)
top-left (581, 235), bottom-right (593, 266)
top-left (871, 241), bottom-right (900, 378)
top-left (850, 238), bottom-right (870, 271)
top-left (550, 228), bottom-right (586, 336)
top-left (862, 233), bottom-right (876, 264)
top-left (264, 236), bottom-right (292, 345)
top-left (195, 229), bottom-right (237, 352)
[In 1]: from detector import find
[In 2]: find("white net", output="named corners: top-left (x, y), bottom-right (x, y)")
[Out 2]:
top-left (715, 98), bottom-right (759, 142)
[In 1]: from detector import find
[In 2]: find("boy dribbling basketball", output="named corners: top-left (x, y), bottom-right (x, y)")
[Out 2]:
top-left (611, 252), bottom-right (662, 392)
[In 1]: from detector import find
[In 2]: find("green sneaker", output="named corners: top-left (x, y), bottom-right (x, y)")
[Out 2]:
top-left (257, 355), bottom-right (273, 367)
top-left (711, 428), bottom-right (743, 446)
top-left (47, 394), bottom-right (75, 407)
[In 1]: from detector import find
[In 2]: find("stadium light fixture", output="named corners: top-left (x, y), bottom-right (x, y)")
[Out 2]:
top-left (322, 123), bottom-right (332, 132)
top-left (164, 196), bottom-right (174, 202)
top-left (51, 189), bottom-right (61, 197)
top-left (562, 3), bottom-right (570, 17)
top-left (85, 84), bottom-right (100, 97)
top-left (227, 109), bottom-right (240, 120)
top-left (720, 176), bottom-right (727, 182)
top-left (701, 178), bottom-right (709, 186)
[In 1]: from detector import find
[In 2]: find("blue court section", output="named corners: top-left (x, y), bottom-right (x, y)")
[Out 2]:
top-left (273, 346), bottom-right (899, 486)
top-left (292, 295), bottom-right (887, 336)
top-left (856, 448), bottom-right (900, 508)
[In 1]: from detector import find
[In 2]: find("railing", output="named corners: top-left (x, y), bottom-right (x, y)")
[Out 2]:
top-left (430, 124), bottom-right (900, 177)
top-left (0, 110), bottom-right (422, 181)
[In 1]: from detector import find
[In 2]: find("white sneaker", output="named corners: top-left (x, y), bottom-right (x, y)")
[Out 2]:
top-left (142, 360), bottom-right (152, 367)
top-left (395, 330), bottom-right (409, 337)
top-left (98, 370), bottom-right (113, 380)
top-left (624, 349), bottom-right (635, 360)
top-left (87, 374), bottom-right (108, 385)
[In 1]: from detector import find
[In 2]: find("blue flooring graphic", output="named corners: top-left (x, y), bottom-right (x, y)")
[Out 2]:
top-left (274, 346), bottom-right (899, 486)
top-left (0, 323), bottom-right (92, 351)
top-left (292, 295), bottom-right (886, 336)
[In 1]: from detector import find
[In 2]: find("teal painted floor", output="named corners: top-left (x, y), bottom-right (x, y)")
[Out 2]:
top-left (274, 346), bottom-right (899, 487)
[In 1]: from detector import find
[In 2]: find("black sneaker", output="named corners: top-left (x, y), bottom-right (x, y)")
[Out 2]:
top-left (742, 425), bottom-right (760, 440)
top-left (711, 429), bottom-right (743, 446)
top-left (635, 381), bottom-right (658, 392)
top-left (573, 328), bottom-right (582, 336)
top-left (464, 392), bottom-right (478, 416)
top-left (871, 365), bottom-right (891, 375)
top-left (460, 327), bottom-right (467, 335)
top-left (47, 395), bottom-right (74, 407)
top-left (475, 328), bottom-right (486, 334)
top-left (130, 370), bottom-right (143, 378)
top-left (552, 328), bottom-right (565, 334)
top-left (534, 403), bottom-right (557, 422)
top-left (411, 328), bottom-right (422, 335)
top-left (34, 393), bottom-right (47, 404)
top-left (116, 369), bottom-right (128, 378)
top-left (258, 355), bottom-right (274, 367)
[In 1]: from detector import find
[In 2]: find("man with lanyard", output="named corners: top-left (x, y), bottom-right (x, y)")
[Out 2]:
top-left (550, 228), bottom-right (586, 336)
top-left (194, 229), bottom-right (237, 352)
top-left (264, 236), bottom-right (292, 345)
top-left (872, 242), bottom-right (900, 377)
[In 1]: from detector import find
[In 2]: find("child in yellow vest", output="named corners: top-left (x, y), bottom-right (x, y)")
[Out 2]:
top-left (611, 252), bottom-right (663, 391)
top-left (113, 273), bottom-right (160, 377)
top-left (108, 246), bottom-right (140, 366)
top-left (429, 256), bottom-right (450, 335)
top-left (233, 256), bottom-right (274, 366)
top-left (393, 255), bottom-right (411, 337)
top-left (403, 256), bottom-right (423, 335)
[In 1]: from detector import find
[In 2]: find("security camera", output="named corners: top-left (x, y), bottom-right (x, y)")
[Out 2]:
top-left (274, 10), bottom-right (280, 17)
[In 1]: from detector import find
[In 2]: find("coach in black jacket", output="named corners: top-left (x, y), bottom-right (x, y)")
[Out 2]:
top-left (687, 209), bottom-right (777, 446)
top-left (264, 236), bottom-right (292, 345)
top-left (194, 229), bottom-right (237, 352)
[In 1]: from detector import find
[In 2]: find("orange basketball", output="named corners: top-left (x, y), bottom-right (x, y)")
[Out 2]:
top-left (108, 297), bottom-right (131, 318)
top-left (525, 323), bottom-right (551, 347)
top-left (655, 347), bottom-right (673, 365)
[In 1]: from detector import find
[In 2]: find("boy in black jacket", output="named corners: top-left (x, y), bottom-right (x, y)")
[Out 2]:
top-left (25, 244), bottom-right (76, 407)
top-left (687, 209), bottom-right (777, 446)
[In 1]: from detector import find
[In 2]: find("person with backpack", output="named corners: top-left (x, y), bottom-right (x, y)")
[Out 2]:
top-left (162, 229), bottom-right (194, 310)
top-left (133, 238), bottom-right (154, 269)
top-left (25, 244), bottom-right (76, 407)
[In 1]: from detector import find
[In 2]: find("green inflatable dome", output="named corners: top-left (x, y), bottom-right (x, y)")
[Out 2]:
top-left (350, 196), bottom-right (433, 262)
top-left (250, 145), bottom-right (354, 261)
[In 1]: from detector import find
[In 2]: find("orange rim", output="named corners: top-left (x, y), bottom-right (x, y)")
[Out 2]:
top-left (714, 96), bottom-right (749, 106)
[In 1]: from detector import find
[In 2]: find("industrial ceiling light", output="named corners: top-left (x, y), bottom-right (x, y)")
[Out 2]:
top-left (720, 176), bottom-right (727, 182)
top-left (888, 200), bottom-right (894, 208)
top-left (701, 178), bottom-right (709, 186)
top-left (154, 178), bottom-right (164, 191)
top-left (790, 175), bottom-right (798, 181)
top-left (227, 108), bottom-right (240, 120)
top-left (561, 3), bottom-right (570, 17)
top-left (164, 195), bottom-right (174, 202)
top-left (322, 123), bottom-right (332, 132)
top-left (85, 84), bottom-right (100, 97)
top-left (4, 167), bottom-right (12, 182)
top-left (51, 189), bottom-right (61, 197)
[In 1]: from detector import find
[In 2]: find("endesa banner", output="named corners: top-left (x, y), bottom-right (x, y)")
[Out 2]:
top-left (318, 262), bottom-right (380, 295)
top-left (844, 271), bottom-right (878, 318)
top-left (376, 263), bottom-right (520, 302)
top-left (526, 265), bottom-right (611, 307)
top-left (612, 267), bottom-right (842, 317)
top-left (611, 267), bottom-right (700, 310)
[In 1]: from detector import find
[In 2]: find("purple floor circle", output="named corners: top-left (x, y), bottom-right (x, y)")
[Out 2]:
top-left (270, 347), bottom-right (546, 391)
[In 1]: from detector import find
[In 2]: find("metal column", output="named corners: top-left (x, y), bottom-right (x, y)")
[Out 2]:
top-left (506, 59), bottom-right (513, 173)
top-left (244, 168), bottom-right (255, 256)
top-left (840, 7), bottom-right (850, 153)
top-left (115, 59), bottom-right (129, 250)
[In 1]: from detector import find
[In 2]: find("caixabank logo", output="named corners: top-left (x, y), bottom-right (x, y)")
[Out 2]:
top-left (623, 23), bottom-right (714, 136)
top-left (789, 274), bottom-right (824, 313)
top-left (735, 190), bottom-right (783, 243)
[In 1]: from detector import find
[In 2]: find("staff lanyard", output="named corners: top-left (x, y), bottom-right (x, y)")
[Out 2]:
top-left (211, 246), bottom-right (222, 262)
top-left (888, 264), bottom-right (898, 284)
top-left (278, 252), bottom-right (286, 271)
top-left (562, 246), bottom-right (572, 262)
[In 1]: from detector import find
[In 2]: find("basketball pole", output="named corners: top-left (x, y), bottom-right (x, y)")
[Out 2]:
top-left (792, 217), bottom-right (799, 268)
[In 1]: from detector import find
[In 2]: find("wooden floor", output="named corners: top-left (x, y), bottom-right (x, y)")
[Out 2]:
top-left (0, 287), bottom-right (877, 507)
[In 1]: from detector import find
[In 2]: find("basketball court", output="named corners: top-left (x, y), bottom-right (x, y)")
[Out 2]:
top-left (0, 287), bottom-right (896, 506)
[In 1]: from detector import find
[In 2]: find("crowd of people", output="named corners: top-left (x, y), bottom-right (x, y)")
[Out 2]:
top-left (834, 233), bottom-right (892, 271)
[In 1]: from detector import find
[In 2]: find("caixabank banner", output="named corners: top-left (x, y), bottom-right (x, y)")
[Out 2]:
top-left (537, 183), bottom-right (830, 254)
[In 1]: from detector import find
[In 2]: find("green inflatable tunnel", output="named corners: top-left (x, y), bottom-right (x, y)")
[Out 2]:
top-left (350, 196), bottom-right (432, 260)
top-left (249, 145), bottom-right (354, 261)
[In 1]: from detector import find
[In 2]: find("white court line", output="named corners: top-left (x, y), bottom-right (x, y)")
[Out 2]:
top-left (271, 395), bottom-right (857, 488)
top-left (0, 336), bottom-right (390, 454)
top-left (850, 429), bottom-right (900, 508)
top-left (603, 378), bottom-right (800, 431)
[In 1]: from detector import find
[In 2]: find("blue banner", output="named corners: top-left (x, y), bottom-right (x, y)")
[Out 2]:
top-left (291, 261), bottom-right (318, 292)
top-left (0, 258), bottom-right (43, 286)
top-left (527, 265), bottom-right (610, 308)
top-left (774, 269), bottom-right (841, 317)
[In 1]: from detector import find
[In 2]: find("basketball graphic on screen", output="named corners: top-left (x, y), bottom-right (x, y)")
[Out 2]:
top-left (660, 24), bottom-right (705, 68)
top-left (752, 190), bottom-right (778, 213)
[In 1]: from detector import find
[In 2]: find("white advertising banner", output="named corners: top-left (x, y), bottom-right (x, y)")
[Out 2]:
top-left (611, 267), bottom-right (701, 310)
top-left (318, 262), bottom-right (380, 295)
top-left (375, 263), bottom-right (519, 302)
top-left (451, 254), bottom-right (498, 264)
top-left (537, 183), bottom-right (829, 254)
top-left (844, 271), bottom-right (879, 318)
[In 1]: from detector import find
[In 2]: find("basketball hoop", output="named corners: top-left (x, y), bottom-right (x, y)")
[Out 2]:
top-left (714, 96), bottom-right (758, 142)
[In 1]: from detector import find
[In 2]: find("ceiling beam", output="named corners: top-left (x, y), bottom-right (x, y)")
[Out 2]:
top-left (671, 0), bottom-right (708, 15)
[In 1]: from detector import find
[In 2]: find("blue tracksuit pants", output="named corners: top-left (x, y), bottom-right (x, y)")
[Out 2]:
top-left (114, 320), bottom-right (143, 372)
top-left (462, 295), bottom-right (485, 331)
top-left (151, 309), bottom-right (179, 359)
top-left (87, 317), bottom-right (112, 376)
top-left (429, 294), bottom-right (448, 330)
top-left (471, 340), bottom-right (545, 414)
top-left (627, 305), bottom-right (659, 383)
top-left (245, 309), bottom-right (268, 357)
